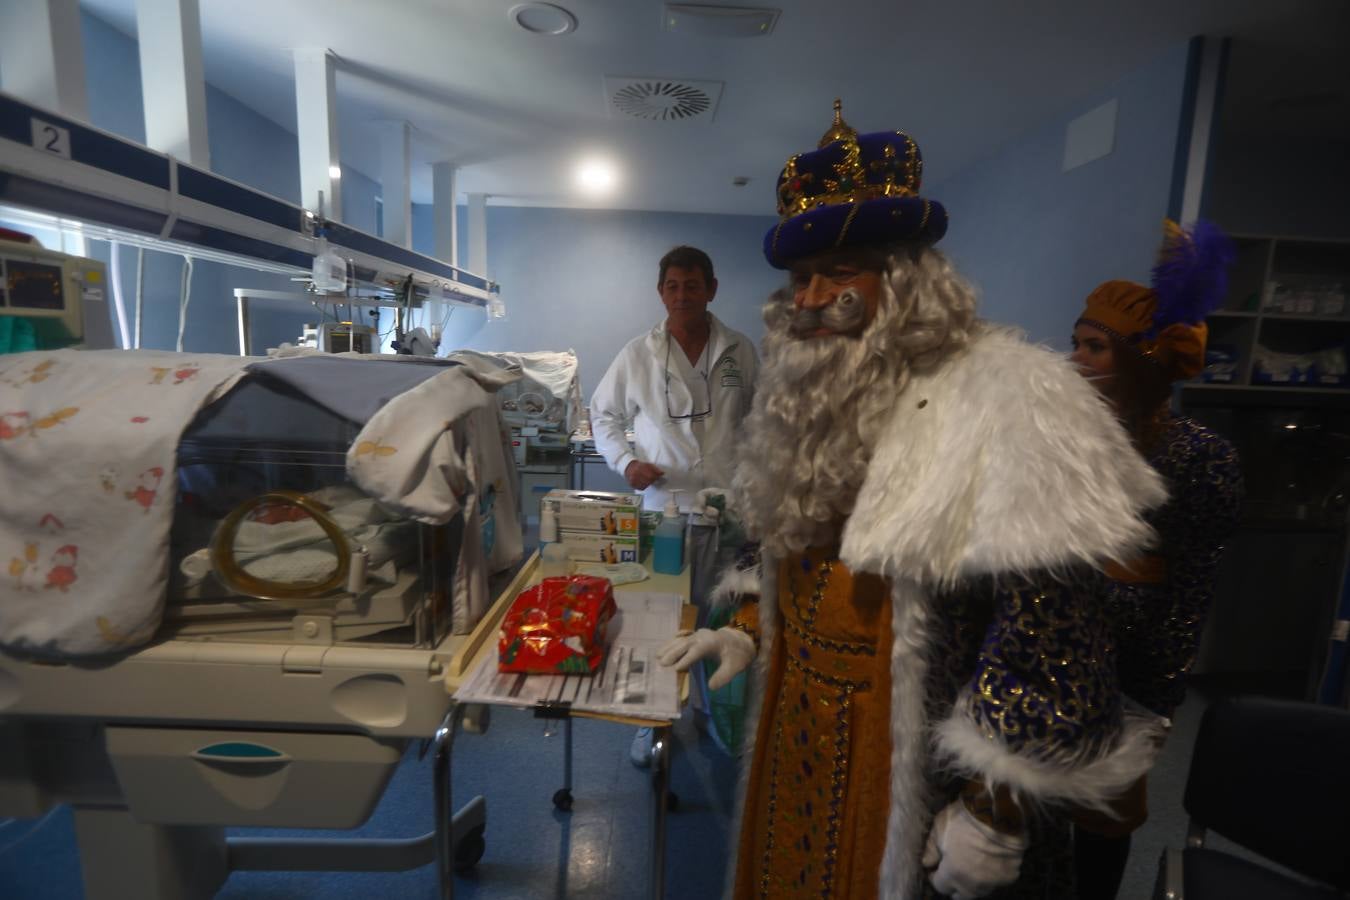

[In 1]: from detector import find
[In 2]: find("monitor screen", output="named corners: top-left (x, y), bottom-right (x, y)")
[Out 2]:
top-left (6, 261), bottom-right (64, 310)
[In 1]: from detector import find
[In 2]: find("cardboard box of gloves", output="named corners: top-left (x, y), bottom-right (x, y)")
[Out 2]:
top-left (543, 489), bottom-right (640, 534)
top-left (543, 489), bottom-right (642, 563)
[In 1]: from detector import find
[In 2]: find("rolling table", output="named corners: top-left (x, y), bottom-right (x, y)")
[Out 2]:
top-left (440, 550), bottom-right (693, 900)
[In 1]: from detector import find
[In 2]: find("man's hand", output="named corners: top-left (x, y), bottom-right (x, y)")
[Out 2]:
top-left (922, 798), bottom-right (1027, 900)
top-left (624, 460), bottom-right (665, 491)
top-left (656, 628), bottom-right (755, 690)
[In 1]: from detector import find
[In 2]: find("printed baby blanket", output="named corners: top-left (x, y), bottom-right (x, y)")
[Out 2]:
top-left (0, 350), bottom-right (249, 657)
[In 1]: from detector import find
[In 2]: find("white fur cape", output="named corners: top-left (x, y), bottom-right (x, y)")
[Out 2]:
top-left (722, 327), bottom-right (1167, 898)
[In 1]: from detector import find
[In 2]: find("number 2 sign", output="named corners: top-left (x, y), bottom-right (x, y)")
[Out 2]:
top-left (30, 118), bottom-right (72, 160)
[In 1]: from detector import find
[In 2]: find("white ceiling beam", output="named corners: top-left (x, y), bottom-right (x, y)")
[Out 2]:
top-left (293, 48), bottom-right (341, 221)
top-left (379, 121), bottom-right (412, 248)
top-left (0, 0), bottom-right (88, 121)
top-left (432, 161), bottom-right (458, 267)
top-left (135, 0), bottom-right (210, 169)
top-left (466, 192), bottom-right (487, 277)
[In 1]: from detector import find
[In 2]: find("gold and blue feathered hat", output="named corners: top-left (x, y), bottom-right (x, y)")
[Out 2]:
top-left (763, 100), bottom-right (948, 269)
top-left (1078, 219), bottom-right (1235, 381)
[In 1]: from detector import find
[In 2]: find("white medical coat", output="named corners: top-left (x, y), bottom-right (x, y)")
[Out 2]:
top-left (590, 313), bottom-right (757, 511)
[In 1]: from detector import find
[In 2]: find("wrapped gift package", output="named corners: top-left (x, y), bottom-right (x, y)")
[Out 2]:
top-left (498, 575), bottom-right (617, 674)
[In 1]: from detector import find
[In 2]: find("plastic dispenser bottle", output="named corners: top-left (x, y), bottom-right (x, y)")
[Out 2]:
top-left (539, 501), bottom-right (571, 578)
top-left (652, 492), bottom-right (685, 575)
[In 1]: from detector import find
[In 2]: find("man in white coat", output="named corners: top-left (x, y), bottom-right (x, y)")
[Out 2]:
top-left (590, 245), bottom-right (758, 767)
top-left (590, 245), bottom-right (758, 513)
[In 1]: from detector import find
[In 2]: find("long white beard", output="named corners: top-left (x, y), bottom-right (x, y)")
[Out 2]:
top-left (734, 293), bottom-right (909, 556)
top-left (733, 248), bottom-right (977, 558)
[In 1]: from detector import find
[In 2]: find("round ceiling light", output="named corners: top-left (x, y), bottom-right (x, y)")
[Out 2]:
top-left (510, 3), bottom-right (577, 36)
top-left (575, 158), bottom-right (618, 195)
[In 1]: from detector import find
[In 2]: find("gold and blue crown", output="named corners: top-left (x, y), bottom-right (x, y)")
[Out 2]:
top-left (764, 100), bottom-right (948, 269)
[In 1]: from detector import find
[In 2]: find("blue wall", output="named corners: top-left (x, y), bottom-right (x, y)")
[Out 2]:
top-left (410, 201), bottom-right (442, 259)
top-left (930, 43), bottom-right (1192, 350)
top-left (412, 204), bottom-right (780, 395)
top-left (82, 4), bottom-right (144, 143)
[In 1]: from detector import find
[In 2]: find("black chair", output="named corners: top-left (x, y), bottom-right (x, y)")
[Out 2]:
top-left (1152, 696), bottom-right (1350, 899)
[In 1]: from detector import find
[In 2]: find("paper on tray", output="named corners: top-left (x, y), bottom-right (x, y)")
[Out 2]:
top-left (453, 591), bottom-right (683, 722)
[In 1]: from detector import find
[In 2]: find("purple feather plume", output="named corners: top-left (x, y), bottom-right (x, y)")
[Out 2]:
top-left (1147, 219), bottom-right (1235, 336)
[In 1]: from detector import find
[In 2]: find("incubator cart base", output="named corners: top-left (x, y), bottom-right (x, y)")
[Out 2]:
top-left (0, 607), bottom-right (513, 900)
top-left (1, 708), bottom-right (486, 900)
top-left (71, 796), bottom-right (486, 900)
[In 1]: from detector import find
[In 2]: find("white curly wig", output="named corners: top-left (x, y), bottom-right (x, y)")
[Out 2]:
top-left (734, 243), bottom-right (979, 557)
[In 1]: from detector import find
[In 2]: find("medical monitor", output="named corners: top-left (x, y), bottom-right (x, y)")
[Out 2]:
top-left (0, 238), bottom-right (114, 350)
top-left (317, 321), bottom-right (377, 354)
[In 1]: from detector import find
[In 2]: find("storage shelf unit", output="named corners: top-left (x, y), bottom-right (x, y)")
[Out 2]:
top-left (1180, 235), bottom-right (1350, 699)
top-left (1195, 234), bottom-right (1350, 392)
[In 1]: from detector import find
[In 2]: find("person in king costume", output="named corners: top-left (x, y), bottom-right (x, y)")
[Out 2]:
top-left (658, 103), bottom-right (1171, 899)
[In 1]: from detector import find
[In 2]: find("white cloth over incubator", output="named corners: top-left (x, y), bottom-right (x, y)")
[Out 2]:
top-left (0, 349), bottom-right (250, 655)
top-left (0, 350), bottom-right (524, 657)
top-left (451, 349), bottom-right (581, 434)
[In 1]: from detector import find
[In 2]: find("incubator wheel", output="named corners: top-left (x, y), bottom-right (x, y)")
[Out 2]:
top-left (454, 825), bottom-right (486, 873)
top-left (552, 788), bottom-right (574, 811)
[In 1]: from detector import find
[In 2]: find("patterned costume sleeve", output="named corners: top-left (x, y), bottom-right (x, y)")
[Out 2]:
top-left (935, 570), bottom-right (1160, 812)
top-left (1128, 431), bottom-right (1243, 717)
top-left (966, 571), bottom-right (1121, 765)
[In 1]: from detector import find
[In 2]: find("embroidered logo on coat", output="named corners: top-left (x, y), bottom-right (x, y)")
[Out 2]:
top-left (717, 352), bottom-right (743, 388)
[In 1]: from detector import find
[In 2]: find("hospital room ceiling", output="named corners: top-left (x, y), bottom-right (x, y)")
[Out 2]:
top-left (81, 0), bottom-right (1348, 216)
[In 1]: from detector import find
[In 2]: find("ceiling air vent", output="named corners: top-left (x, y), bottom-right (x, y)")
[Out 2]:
top-left (604, 76), bottom-right (723, 123)
top-left (662, 4), bottom-right (780, 38)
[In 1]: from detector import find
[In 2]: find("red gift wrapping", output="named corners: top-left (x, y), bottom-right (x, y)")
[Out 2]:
top-left (498, 575), bottom-right (617, 674)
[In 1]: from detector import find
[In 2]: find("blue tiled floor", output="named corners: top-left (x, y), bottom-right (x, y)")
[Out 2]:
top-left (0, 804), bottom-right (83, 898)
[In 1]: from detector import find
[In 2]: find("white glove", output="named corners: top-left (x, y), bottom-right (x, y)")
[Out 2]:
top-left (693, 487), bottom-right (732, 523)
top-left (922, 799), bottom-right (1027, 900)
top-left (656, 627), bottom-right (755, 691)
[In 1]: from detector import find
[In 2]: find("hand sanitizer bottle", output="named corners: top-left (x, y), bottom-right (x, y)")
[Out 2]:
top-left (653, 492), bottom-right (685, 575)
top-left (539, 501), bottom-right (571, 578)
